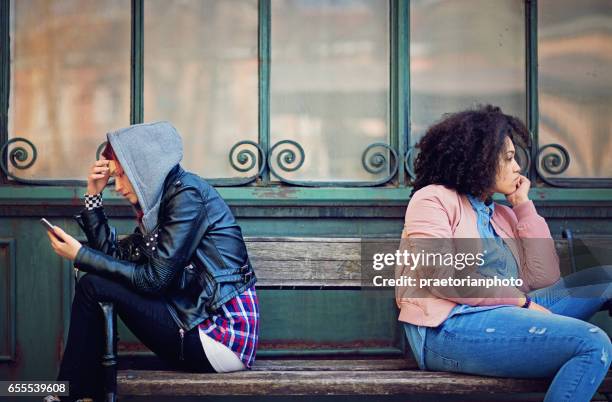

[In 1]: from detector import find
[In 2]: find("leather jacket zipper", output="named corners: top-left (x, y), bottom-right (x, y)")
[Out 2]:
top-left (179, 329), bottom-right (185, 360)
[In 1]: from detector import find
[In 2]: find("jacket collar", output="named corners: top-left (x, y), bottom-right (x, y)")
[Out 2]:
top-left (163, 164), bottom-right (185, 193)
top-left (467, 194), bottom-right (495, 216)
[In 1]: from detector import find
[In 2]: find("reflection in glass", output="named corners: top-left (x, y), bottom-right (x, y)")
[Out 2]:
top-left (8, 0), bottom-right (130, 180)
top-left (270, 0), bottom-right (389, 182)
top-left (539, 0), bottom-right (612, 178)
top-left (410, 0), bottom-right (526, 144)
top-left (144, 0), bottom-right (259, 179)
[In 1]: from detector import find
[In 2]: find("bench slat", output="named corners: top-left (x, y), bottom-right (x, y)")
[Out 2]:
top-left (250, 358), bottom-right (413, 371)
top-left (117, 366), bottom-right (612, 396)
top-left (246, 238), bottom-right (361, 287)
top-left (117, 356), bottom-right (416, 371)
top-left (245, 238), bottom-right (573, 287)
top-left (251, 260), bottom-right (361, 287)
top-left (246, 239), bottom-right (362, 260)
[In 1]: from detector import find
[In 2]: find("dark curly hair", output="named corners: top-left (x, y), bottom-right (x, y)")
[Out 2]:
top-left (410, 105), bottom-right (530, 198)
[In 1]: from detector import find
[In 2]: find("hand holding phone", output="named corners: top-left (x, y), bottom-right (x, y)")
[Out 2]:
top-left (40, 218), bottom-right (65, 243)
top-left (42, 219), bottom-right (82, 260)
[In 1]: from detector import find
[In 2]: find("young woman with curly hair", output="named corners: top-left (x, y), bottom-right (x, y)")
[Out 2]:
top-left (398, 105), bottom-right (611, 402)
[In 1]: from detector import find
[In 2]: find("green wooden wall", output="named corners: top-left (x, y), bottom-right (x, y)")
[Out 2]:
top-left (1, 185), bottom-right (611, 385)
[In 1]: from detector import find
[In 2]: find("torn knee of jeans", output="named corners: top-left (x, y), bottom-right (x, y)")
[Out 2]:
top-left (528, 326), bottom-right (547, 335)
top-left (601, 346), bottom-right (608, 365)
top-left (485, 328), bottom-right (496, 333)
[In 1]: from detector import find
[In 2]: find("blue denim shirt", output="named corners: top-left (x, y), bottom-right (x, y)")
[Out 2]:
top-left (404, 195), bottom-right (520, 369)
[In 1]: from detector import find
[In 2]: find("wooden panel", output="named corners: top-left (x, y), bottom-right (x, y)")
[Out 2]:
top-left (256, 290), bottom-right (402, 354)
top-left (62, 260), bottom-right (76, 347)
top-left (246, 237), bottom-right (364, 287)
top-left (116, 363), bottom-right (612, 396)
top-left (0, 238), bottom-right (16, 362)
top-left (251, 260), bottom-right (362, 287)
top-left (118, 357), bottom-right (416, 371)
top-left (247, 237), bottom-right (573, 287)
top-left (250, 358), bottom-right (414, 371)
top-left (116, 237), bottom-right (577, 359)
top-left (117, 289), bottom-right (404, 357)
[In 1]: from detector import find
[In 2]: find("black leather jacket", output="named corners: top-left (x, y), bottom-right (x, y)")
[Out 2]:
top-left (73, 165), bottom-right (256, 331)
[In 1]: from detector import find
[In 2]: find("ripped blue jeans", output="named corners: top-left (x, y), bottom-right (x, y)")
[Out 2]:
top-left (422, 266), bottom-right (612, 402)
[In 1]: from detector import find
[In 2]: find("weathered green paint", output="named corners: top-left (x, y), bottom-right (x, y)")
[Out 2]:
top-left (131, 0), bottom-right (144, 124)
top-left (258, 0), bottom-right (271, 184)
top-left (115, 289), bottom-right (403, 357)
top-left (1, 207), bottom-right (612, 383)
top-left (526, 0), bottom-right (538, 182)
top-left (1, 185), bottom-right (612, 205)
top-left (0, 238), bottom-right (16, 362)
top-left (61, 260), bottom-right (75, 349)
top-left (0, 1), bottom-right (610, 398)
top-left (390, 0), bottom-right (409, 186)
top-left (0, 218), bottom-right (78, 380)
top-left (0, 0), bottom-right (9, 185)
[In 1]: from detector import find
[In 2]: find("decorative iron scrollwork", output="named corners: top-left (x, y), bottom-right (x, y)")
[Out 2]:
top-left (11, 136), bottom-right (604, 188)
top-left (6, 137), bottom-right (37, 171)
top-left (537, 144), bottom-right (570, 175)
top-left (0, 137), bottom-right (103, 185)
top-left (207, 140), bottom-right (266, 186)
top-left (514, 144), bottom-right (531, 175)
top-left (267, 140), bottom-right (398, 187)
top-left (269, 140), bottom-right (305, 174)
top-left (404, 147), bottom-right (417, 180)
top-left (535, 143), bottom-right (571, 187)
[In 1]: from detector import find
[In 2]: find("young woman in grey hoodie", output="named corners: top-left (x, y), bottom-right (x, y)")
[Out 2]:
top-left (45, 122), bottom-right (259, 401)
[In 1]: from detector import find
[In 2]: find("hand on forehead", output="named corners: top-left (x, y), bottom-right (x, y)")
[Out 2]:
top-left (108, 160), bottom-right (122, 176)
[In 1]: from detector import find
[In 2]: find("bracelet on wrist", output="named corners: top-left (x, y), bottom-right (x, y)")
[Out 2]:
top-left (521, 295), bottom-right (532, 308)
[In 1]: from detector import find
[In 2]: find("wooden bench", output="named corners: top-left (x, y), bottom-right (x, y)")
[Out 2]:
top-left (116, 358), bottom-right (612, 398)
top-left (95, 234), bottom-right (612, 401)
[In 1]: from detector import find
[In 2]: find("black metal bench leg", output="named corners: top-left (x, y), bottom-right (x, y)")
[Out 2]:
top-left (562, 228), bottom-right (577, 275)
top-left (98, 302), bottom-right (117, 402)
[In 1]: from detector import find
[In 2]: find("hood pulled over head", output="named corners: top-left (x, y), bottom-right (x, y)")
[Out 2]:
top-left (107, 121), bottom-right (183, 234)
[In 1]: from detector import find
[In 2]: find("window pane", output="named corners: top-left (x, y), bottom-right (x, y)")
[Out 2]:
top-left (144, 0), bottom-right (259, 179)
top-left (7, 0), bottom-right (131, 180)
top-left (538, 0), bottom-right (612, 178)
top-left (270, 0), bottom-right (389, 182)
top-left (410, 0), bottom-right (526, 144)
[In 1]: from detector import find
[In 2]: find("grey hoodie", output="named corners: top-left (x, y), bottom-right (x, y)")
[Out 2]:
top-left (107, 121), bottom-right (183, 234)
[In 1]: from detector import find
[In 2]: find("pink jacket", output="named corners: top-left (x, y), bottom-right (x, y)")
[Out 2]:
top-left (396, 184), bottom-right (560, 327)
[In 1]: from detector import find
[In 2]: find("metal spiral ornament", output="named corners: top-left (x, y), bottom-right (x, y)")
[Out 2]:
top-left (360, 142), bottom-right (398, 186)
top-left (537, 144), bottom-right (570, 175)
top-left (271, 140), bottom-right (305, 173)
top-left (267, 140), bottom-right (306, 183)
top-left (514, 144), bottom-right (531, 175)
top-left (229, 140), bottom-right (262, 173)
top-left (0, 137), bottom-right (88, 185)
top-left (534, 143), bottom-right (571, 187)
top-left (207, 140), bottom-right (266, 186)
top-left (3, 137), bottom-right (37, 171)
top-left (0, 137), bottom-right (39, 184)
top-left (404, 147), bottom-right (417, 180)
top-left (267, 139), bottom-right (398, 187)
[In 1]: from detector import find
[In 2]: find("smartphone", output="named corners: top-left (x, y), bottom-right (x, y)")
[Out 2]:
top-left (40, 218), bottom-right (64, 242)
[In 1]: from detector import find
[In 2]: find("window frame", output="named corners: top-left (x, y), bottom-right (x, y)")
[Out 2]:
top-left (0, 0), bottom-right (610, 193)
